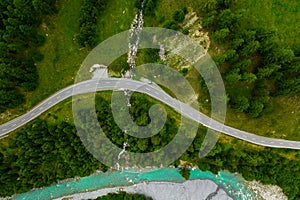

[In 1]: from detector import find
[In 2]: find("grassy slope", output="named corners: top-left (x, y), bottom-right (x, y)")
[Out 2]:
top-left (148, 0), bottom-right (300, 141)
top-left (97, 0), bottom-right (136, 42)
top-left (26, 0), bottom-right (87, 107)
top-left (224, 94), bottom-right (300, 141)
top-left (35, 0), bottom-right (137, 124)
top-left (224, 0), bottom-right (300, 140)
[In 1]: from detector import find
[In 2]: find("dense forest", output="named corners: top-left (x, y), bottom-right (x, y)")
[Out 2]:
top-left (0, 0), bottom-right (57, 112)
top-left (0, 93), bottom-right (299, 199)
top-left (94, 191), bottom-right (153, 200)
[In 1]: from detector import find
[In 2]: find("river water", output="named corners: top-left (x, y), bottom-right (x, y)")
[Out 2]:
top-left (12, 168), bottom-right (256, 200)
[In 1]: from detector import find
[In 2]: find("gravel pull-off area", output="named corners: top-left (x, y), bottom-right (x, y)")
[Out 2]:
top-left (55, 179), bottom-right (233, 200)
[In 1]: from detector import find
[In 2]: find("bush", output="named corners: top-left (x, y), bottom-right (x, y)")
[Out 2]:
top-left (182, 28), bottom-right (189, 35)
top-left (182, 6), bottom-right (188, 14)
top-left (96, 191), bottom-right (153, 199)
top-left (231, 95), bottom-right (249, 112)
top-left (163, 20), bottom-right (178, 30)
top-left (31, 51), bottom-right (44, 62)
top-left (173, 9), bottom-right (185, 22)
top-left (181, 68), bottom-right (188, 75)
top-left (247, 99), bottom-right (264, 118)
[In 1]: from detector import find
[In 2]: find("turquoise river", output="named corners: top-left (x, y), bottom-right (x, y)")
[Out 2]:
top-left (12, 168), bottom-right (257, 200)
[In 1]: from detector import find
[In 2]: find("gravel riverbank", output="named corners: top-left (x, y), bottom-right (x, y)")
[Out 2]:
top-left (54, 179), bottom-right (233, 200)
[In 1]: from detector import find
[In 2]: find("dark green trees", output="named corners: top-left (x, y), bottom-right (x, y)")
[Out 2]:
top-left (0, 119), bottom-right (106, 197)
top-left (95, 191), bottom-right (153, 200)
top-left (32, 0), bottom-right (57, 15)
top-left (231, 95), bottom-right (250, 112)
top-left (173, 9), bottom-right (185, 22)
top-left (77, 0), bottom-right (107, 48)
top-left (201, 0), bottom-right (300, 118)
top-left (0, 0), bottom-right (57, 112)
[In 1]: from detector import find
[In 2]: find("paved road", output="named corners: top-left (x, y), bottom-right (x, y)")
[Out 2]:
top-left (1, 78), bottom-right (300, 150)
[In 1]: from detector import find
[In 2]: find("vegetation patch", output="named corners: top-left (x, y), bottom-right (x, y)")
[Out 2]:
top-left (95, 191), bottom-right (152, 200)
top-left (0, 0), bottom-right (57, 112)
top-left (76, 0), bottom-right (108, 48)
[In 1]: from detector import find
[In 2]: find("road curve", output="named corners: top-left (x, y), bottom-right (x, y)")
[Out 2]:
top-left (1, 78), bottom-right (300, 150)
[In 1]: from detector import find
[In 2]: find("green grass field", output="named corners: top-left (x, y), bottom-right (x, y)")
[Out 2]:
top-left (225, 94), bottom-right (300, 141)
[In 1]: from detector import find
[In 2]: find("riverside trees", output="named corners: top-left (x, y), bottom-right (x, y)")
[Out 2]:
top-left (0, 92), bottom-right (299, 199)
top-left (95, 192), bottom-right (153, 200)
top-left (0, 118), bottom-right (106, 197)
top-left (0, 93), bottom-right (176, 196)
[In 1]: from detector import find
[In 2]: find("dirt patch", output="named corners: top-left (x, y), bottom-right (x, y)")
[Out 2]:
top-left (182, 9), bottom-right (211, 52)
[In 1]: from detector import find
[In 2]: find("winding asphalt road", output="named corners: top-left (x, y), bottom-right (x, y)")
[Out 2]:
top-left (1, 78), bottom-right (300, 150)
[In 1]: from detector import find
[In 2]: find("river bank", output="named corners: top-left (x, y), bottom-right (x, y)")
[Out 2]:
top-left (54, 179), bottom-right (233, 200)
top-left (9, 168), bottom-right (258, 200)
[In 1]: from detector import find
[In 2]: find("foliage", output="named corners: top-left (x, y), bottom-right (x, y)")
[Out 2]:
top-left (195, 141), bottom-right (300, 200)
top-left (225, 69), bottom-right (241, 83)
top-left (179, 167), bottom-right (190, 180)
top-left (202, 10), bottom-right (217, 28)
top-left (242, 72), bottom-right (257, 83)
top-left (246, 99), bottom-right (264, 118)
top-left (144, 0), bottom-right (158, 16)
top-left (212, 28), bottom-right (230, 44)
top-left (231, 95), bottom-right (250, 112)
top-left (182, 28), bottom-right (189, 35)
top-left (0, 0), bottom-right (56, 112)
top-left (161, 7), bottom-right (189, 30)
top-left (0, 119), bottom-right (106, 197)
top-left (173, 9), bottom-right (185, 22)
top-left (0, 92), bottom-right (299, 199)
top-left (201, 0), bottom-right (300, 117)
top-left (95, 191), bottom-right (152, 200)
top-left (95, 93), bottom-right (178, 153)
top-left (76, 0), bottom-right (107, 48)
top-left (32, 0), bottom-right (57, 15)
top-left (135, 0), bottom-right (158, 16)
top-left (0, 93), bottom-right (178, 196)
top-left (162, 20), bottom-right (179, 30)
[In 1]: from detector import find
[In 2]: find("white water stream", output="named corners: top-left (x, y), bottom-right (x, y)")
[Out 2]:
top-left (115, 0), bottom-right (145, 170)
